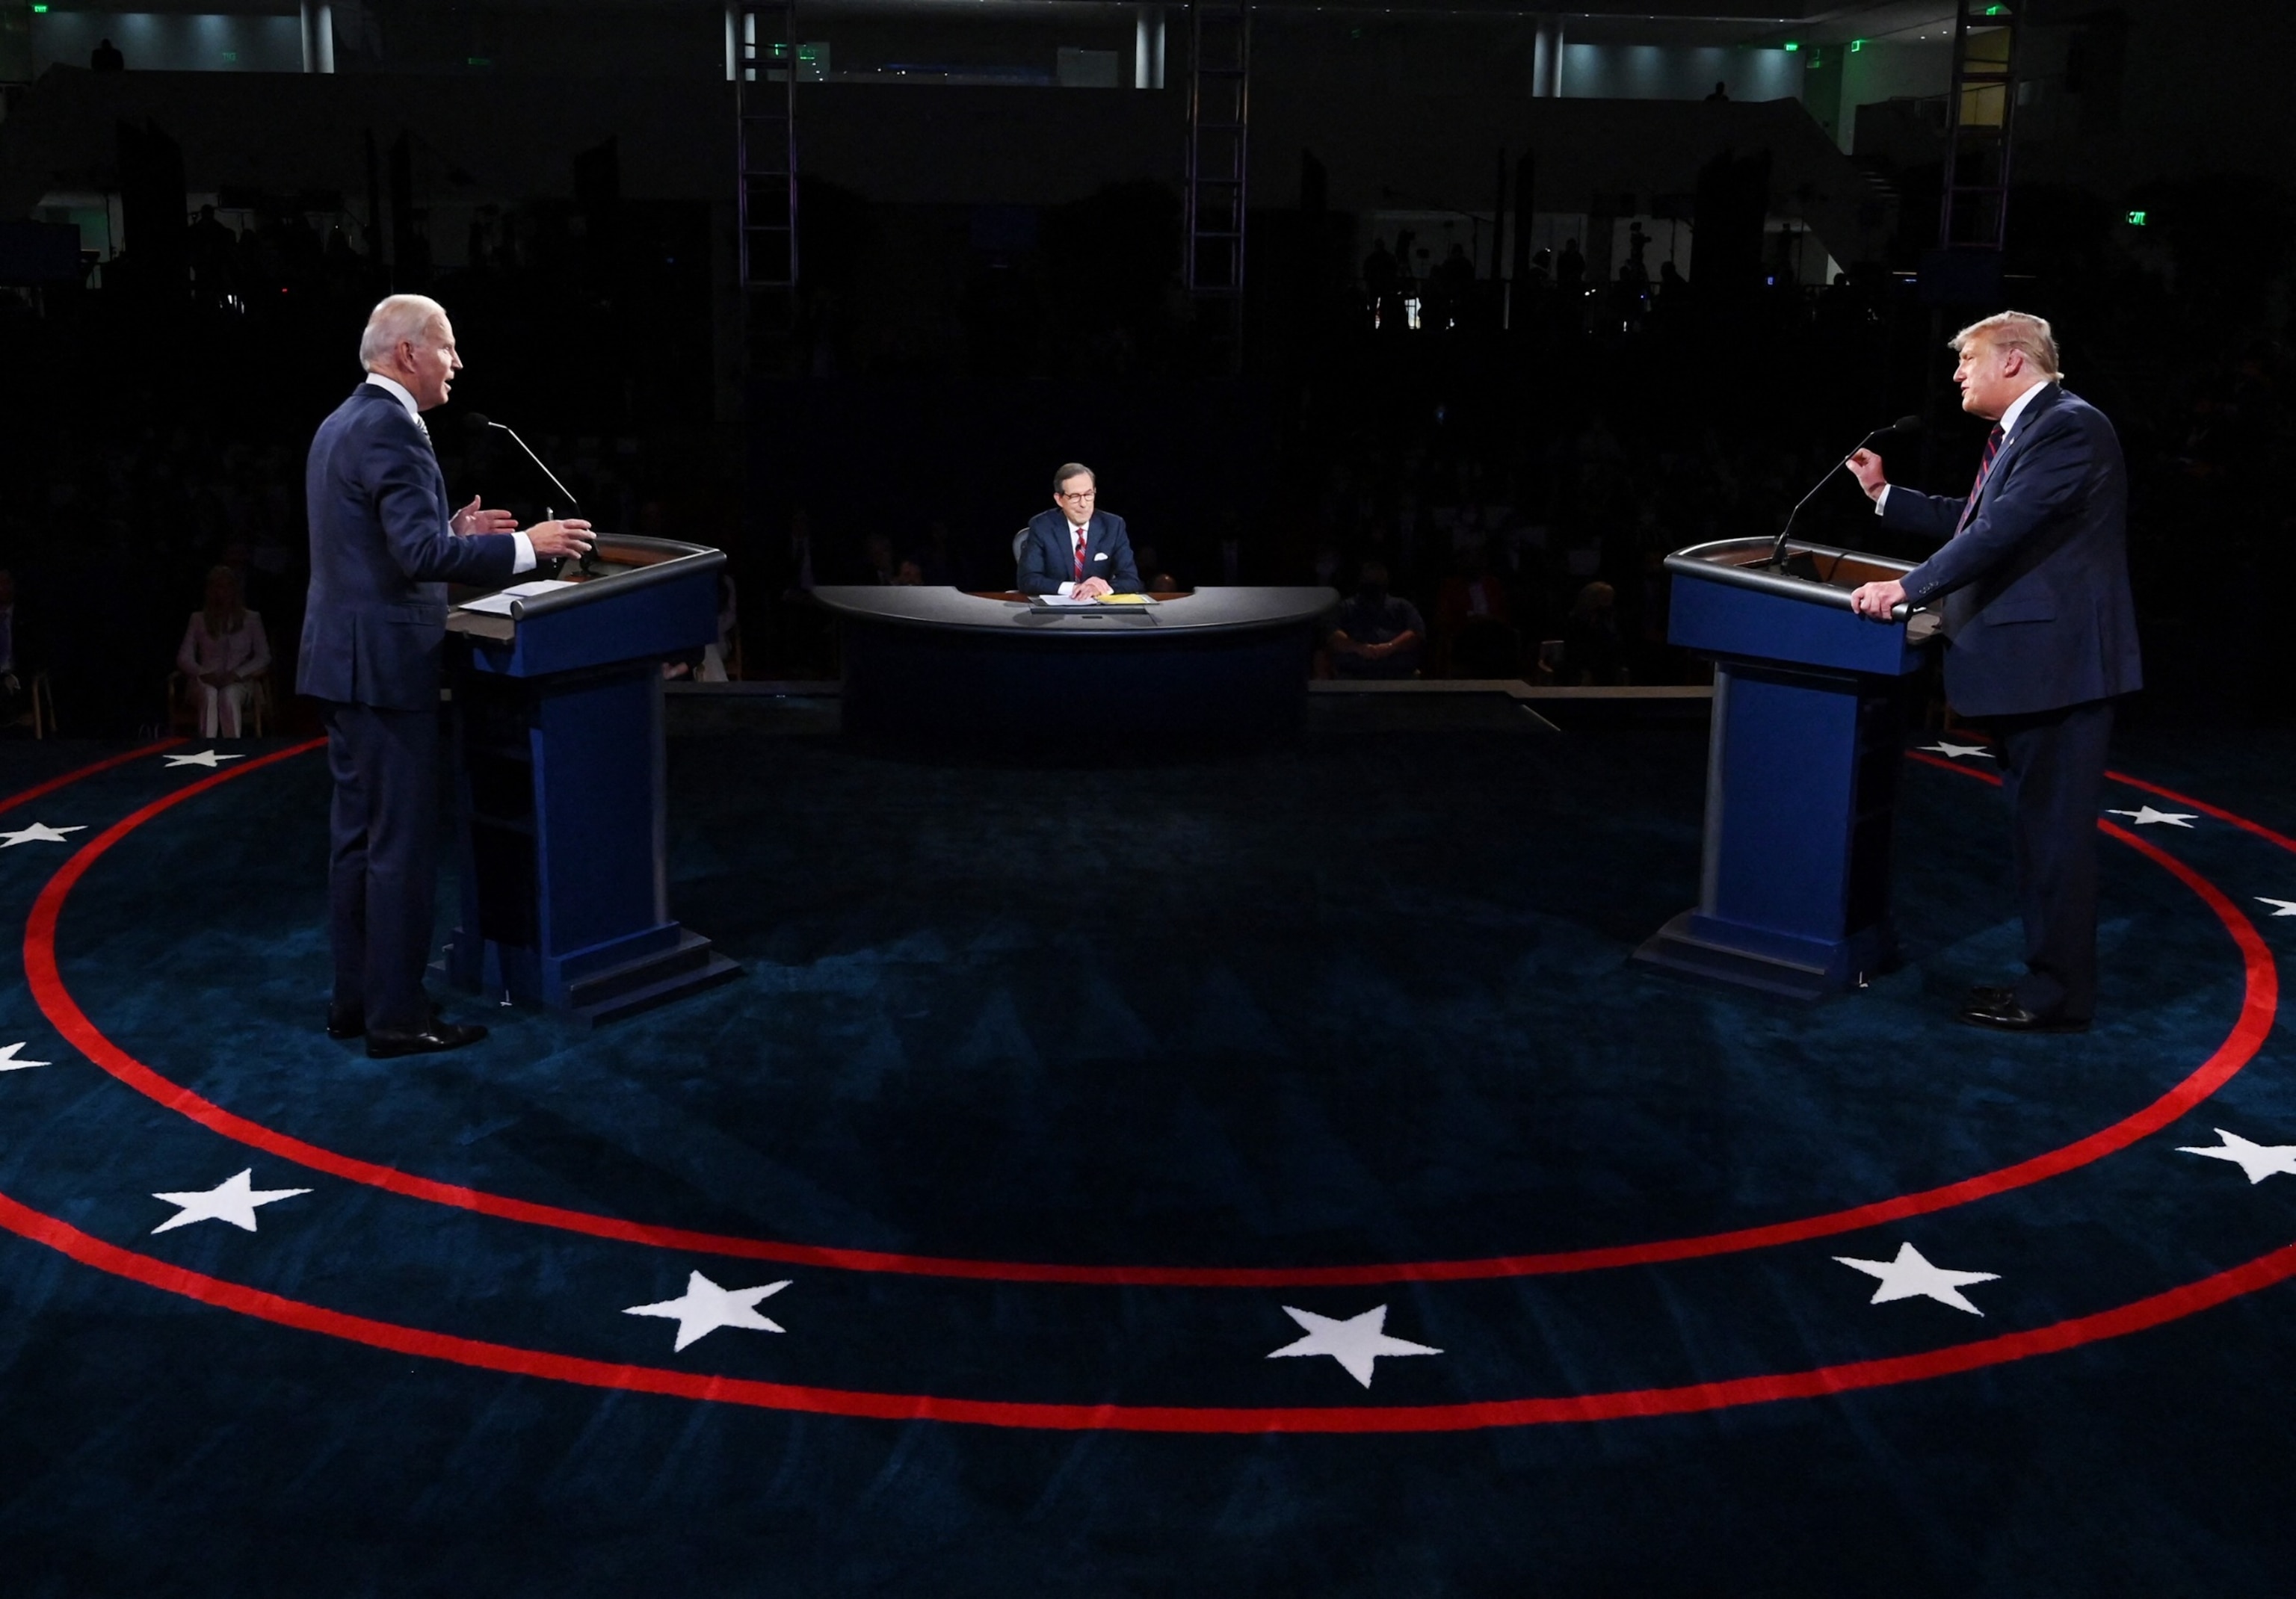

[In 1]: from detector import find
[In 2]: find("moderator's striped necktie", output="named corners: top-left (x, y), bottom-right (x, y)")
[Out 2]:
top-left (1073, 528), bottom-right (1087, 582)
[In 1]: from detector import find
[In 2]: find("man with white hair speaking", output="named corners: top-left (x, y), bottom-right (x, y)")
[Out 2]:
top-left (303, 294), bottom-right (593, 1057)
top-left (1846, 311), bottom-right (2142, 1033)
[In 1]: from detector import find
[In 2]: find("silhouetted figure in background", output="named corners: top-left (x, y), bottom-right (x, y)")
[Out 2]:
top-left (1363, 236), bottom-right (1402, 331)
top-left (188, 205), bottom-right (236, 307)
top-left (1556, 239), bottom-right (1585, 296)
top-left (90, 38), bottom-right (125, 72)
top-left (1705, 81), bottom-right (1729, 102)
top-left (1328, 562), bottom-right (1425, 679)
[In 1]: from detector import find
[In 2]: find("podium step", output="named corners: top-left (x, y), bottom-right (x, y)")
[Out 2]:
top-left (564, 931), bottom-right (742, 1024)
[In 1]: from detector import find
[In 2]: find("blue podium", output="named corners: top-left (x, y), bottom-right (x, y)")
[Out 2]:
top-left (442, 536), bottom-right (739, 1024)
top-left (1637, 537), bottom-right (1940, 999)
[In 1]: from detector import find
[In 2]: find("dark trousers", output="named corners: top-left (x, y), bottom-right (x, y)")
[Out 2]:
top-left (1992, 696), bottom-right (2117, 1022)
top-left (321, 700), bottom-right (440, 1032)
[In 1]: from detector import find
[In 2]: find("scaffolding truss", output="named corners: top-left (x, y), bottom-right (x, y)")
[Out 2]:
top-left (1937, 0), bottom-right (2020, 250)
top-left (1184, 0), bottom-right (1250, 317)
top-left (736, 0), bottom-right (799, 335)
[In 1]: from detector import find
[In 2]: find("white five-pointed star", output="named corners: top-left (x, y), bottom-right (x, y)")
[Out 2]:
top-left (151, 1169), bottom-right (313, 1234)
top-left (0, 822), bottom-right (85, 849)
top-left (0, 1042), bottom-right (50, 1072)
top-left (164, 749), bottom-right (246, 769)
top-left (1834, 1242), bottom-right (2000, 1316)
top-left (2256, 898), bottom-right (2296, 918)
top-left (625, 1270), bottom-right (791, 1352)
top-left (2178, 1128), bottom-right (2296, 1184)
top-left (2105, 806), bottom-right (2197, 829)
top-left (1919, 740), bottom-right (1993, 760)
top-left (1267, 1305), bottom-right (1442, 1388)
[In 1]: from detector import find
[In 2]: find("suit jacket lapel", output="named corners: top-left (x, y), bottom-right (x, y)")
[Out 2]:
top-left (1977, 383), bottom-right (2061, 513)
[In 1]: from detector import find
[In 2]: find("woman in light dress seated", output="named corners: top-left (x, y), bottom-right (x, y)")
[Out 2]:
top-left (175, 566), bottom-right (270, 737)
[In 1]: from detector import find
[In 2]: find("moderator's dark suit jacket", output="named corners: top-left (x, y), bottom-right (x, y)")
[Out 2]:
top-left (1884, 383), bottom-right (2143, 718)
top-left (1016, 508), bottom-right (1141, 595)
top-left (299, 383), bottom-right (522, 711)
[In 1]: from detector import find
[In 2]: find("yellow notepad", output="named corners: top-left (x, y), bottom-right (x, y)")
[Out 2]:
top-left (1097, 593), bottom-right (1153, 604)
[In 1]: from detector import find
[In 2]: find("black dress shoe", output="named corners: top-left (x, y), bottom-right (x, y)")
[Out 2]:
top-left (1964, 984), bottom-right (2016, 1011)
top-left (365, 1019), bottom-right (489, 1060)
top-left (1956, 995), bottom-right (2089, 1033)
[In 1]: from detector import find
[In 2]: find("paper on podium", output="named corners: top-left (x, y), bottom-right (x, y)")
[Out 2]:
top-left (457, 579), bottom-right (578, 616)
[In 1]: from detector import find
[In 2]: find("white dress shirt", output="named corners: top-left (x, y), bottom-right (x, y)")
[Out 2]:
top-left (365, 373), bottom-right (536, 573)
top-left (1874, 380), bottom-right (2047, 519)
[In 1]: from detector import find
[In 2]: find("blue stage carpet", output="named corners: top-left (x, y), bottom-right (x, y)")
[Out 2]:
top-left (1, 703), bottom-right (2293, 1596)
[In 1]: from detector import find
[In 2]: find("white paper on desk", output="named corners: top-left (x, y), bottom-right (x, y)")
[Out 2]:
top-left (1031, 594), bottom-right (1100, 608)
top-left (457, 579), bottom-right (578, 616)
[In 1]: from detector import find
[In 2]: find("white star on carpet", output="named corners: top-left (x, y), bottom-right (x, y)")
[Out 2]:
top-left (163, 749), bottom-right (246, 769)
top-left (2105, 806), bottom-right (2197, 829)
top-left (1266, 1305), bottom-right (1442, 1388)
top-left (151, 1169), bottom-right (312, 1234)
top-left (0, 1042), bottom-right (50, 1072)
top-left (2178, 1128), bottom-right (2296, 1185)
top-left (1834, 1242), bottom-right (2000, 1316)
top-left (1918, 740), bottom-right (1993, 760)
top-left (625, 1270), bottom-right (791, 1351)
top-left (0, 822), bottom-right (85, 849)
top-left (2256, 898), bottom-right (2296, 918)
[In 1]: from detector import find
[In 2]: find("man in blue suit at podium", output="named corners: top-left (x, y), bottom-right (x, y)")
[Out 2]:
top-left (1847, 311), bottom-right (2142, 1033)
top-left (1017, 463), bottom-right (1141, 596)
top-left (303, 294), bottom-right (593, 1057)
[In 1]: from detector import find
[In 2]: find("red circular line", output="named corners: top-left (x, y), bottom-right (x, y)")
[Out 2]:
top-left (19, 746), bottom-right (2278, 1288)
top-left (0, 739), bottom-right (188, 820)
top-left (2, 1178), bottom-right (2293, 1433)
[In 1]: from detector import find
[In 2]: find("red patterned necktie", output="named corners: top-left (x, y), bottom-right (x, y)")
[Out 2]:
top-left (1073, 526), bottom-right (1087, 581)
top-left (1957, 424), bottom-right (2006, 532)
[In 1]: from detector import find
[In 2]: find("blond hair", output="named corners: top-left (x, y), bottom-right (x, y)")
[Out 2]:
top-left (1950, 310), bottom-right (2062, 380)
top-left (359, 294), bottom-right (448, 370)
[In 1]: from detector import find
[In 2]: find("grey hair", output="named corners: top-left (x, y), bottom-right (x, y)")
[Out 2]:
top-left (1052, 463), bottom-right (1096, 494)
top-left (1951, 310), bottom-right (2063, 380)
top-left (359, 294), bottom-right (449, 370)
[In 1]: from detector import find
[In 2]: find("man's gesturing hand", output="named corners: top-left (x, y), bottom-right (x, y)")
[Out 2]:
top-left (1848, 579), bottom-right (1907, 620)
top-left (452, 496), bottom-right (520, 536)
top-left (528, 518), bottom-right (595, 560)
top-left (1845, 449), bottom-right (1889, 502)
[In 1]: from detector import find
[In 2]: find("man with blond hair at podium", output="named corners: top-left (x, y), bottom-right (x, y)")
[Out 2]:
top-left (301, 294), bottom-right (593, 1058)
top-left (1847, 310), bottom-right (2141, 1033)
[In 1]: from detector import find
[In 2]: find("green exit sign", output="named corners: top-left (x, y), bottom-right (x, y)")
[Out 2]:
top-left (2126, 210), bottom-right (2147, 226)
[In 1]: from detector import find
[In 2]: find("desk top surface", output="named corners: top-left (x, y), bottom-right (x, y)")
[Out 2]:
top-left (812, 586), bottom-right (1339, 637)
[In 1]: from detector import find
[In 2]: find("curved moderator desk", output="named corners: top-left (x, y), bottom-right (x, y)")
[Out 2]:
top-left (813, 587), bottom-right (1338, 752)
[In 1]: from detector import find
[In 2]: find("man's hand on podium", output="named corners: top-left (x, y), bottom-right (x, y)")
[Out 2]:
top-left (451, 496), bottom-right (520, 536)
top-left (1845, 449), bottom-right (1889, 502)
top-left (1849, 578), bottom-right (1907, 620)
top-left (1072, 576), bottom-right (1114, 599)
top-left (528, 519), bottom-right (596, 561)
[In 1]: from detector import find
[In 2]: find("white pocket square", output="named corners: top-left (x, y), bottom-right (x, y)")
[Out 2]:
top-left (1093, 551), bottom-right (1108, 561)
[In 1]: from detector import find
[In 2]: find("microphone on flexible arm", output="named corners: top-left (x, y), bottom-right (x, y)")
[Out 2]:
top-left (461, 412), bottom-right (596, 576)
top-left (1768, 415), bottom-right (1922, 572)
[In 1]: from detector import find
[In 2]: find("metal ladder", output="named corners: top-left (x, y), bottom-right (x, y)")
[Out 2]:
top-left (735, 0), bottom-right (799, 337)
top-left (1183, 1), bottom-right (1250, 332)
top-left (1937, 0), bottom-right (2019, 250)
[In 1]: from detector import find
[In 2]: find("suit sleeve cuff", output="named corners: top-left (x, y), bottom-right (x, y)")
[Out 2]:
top-left (1874, 485), bottom-right (1890, 515)
top-left (510, 530), bottom-right (537, 575)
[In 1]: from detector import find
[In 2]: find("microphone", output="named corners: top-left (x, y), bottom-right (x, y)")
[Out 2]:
top-left (1769, 415), bottom-right (1922, 572)
top-left (462, 412), bottom-right (593, 576)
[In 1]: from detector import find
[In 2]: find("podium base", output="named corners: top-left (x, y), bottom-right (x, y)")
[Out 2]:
top-left (440, 923), bottom-right (742, 1026)
top-left (1634, 909), bottom-right (1892, 1001)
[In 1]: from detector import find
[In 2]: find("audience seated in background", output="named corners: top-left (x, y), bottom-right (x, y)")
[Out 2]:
top-left (1327, 562), bottom-right (1425, 679)
top-left (1436, 545), bottom-right (1519, 678)
top-left (174, 566), bottom-right (269, 737)
top-left (1562, 581), bottom-right (1625, 686)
